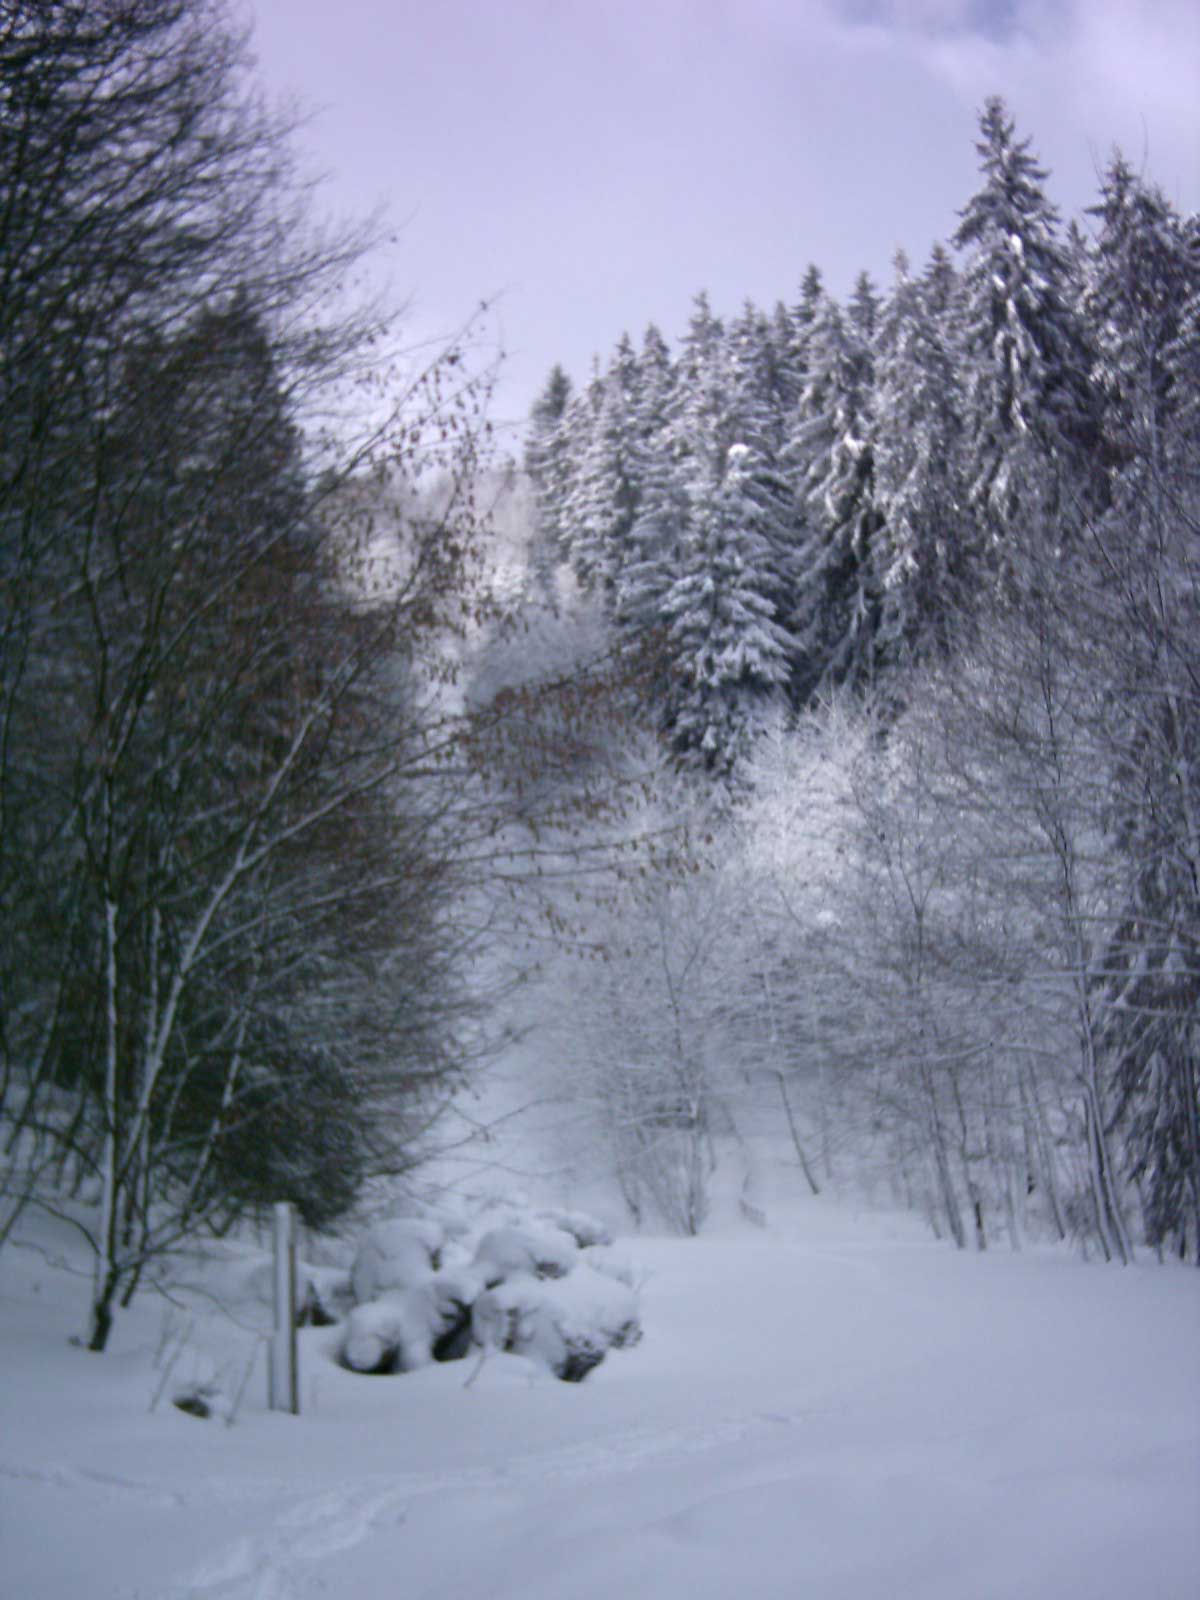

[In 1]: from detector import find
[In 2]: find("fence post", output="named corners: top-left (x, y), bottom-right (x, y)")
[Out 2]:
top-left (268, 1201), bottom-right (299, 1414)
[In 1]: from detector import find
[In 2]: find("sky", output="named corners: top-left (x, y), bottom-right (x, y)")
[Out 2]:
top-left (243, 0), bottom-right (1200, 446)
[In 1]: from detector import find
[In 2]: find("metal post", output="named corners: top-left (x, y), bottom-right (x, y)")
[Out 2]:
top-left (268, 1201), bottom-right (299, 1414)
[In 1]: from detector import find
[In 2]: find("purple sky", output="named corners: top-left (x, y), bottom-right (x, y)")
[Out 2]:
top-left (244, 0), bottom-right (1200, 447)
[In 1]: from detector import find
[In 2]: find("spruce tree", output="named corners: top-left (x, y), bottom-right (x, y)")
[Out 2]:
top-left (874, 247), bottom-right (970, 662)
top-left (524, 364), bottom-right (573, 605)
top-left (1085, 158), bottom-right (1195, 475)
top-left (785, 291), bottom-right (881, 697)
top-left (660, 442), bottom-right (795, 775)
top-left (953, 97), bottom-right (1098, 569)
top-left (564, 337), bottom-right (644, 600)
top-left (615, 326), bottom-right (684, 639)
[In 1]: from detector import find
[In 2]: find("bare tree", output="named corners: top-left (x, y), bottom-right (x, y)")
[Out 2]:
top-left (0, 1), bottom-right (520, 1345)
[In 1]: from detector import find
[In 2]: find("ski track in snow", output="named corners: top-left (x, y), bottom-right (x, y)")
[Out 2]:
top-left (165, 1485), bottom-right (411, 1600)
top-left (161, 1408), bottom-right (822, 1600)
top-left (0, 1458), bottom-right (186, 1509)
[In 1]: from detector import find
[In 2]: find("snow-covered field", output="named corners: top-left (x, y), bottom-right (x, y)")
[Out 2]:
top-left (2, 1174), bottom-right (1198, 1600)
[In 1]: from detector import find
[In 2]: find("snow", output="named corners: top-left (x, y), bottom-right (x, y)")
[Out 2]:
top-left (342, 1287), bottom-right (441, 1374)
top-left (473, 1220), bottom-right (579, 1281)
top-left (471, 1262), bottom-right (640, 1378)
top-left (2, 1185), bottom-right (1198, 1599)
top-left (349, 1216), bottom-right (444, 1304)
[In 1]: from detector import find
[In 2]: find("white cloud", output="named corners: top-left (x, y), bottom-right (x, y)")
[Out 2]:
top-left (821, 0), bottom-right (1197, 210)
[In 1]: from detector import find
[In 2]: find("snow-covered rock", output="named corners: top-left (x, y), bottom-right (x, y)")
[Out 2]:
top-left (340, 1202), bottom-right (640, 1382)
top-left (342, 1264), bottom-right (492, 1373)
top-left (473, 1222), bottom-right (578, 1283)
top-left (350, 1218), bottom-right (444, 1305)
top-left (341, 1287), bottom-right (440, 1374)
top-left (536, 1208), bottom-right (613, 1250)
top-left (472, 1264), bottom-right (640, 1381)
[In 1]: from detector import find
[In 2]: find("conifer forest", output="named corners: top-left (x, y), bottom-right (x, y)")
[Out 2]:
top-left (518, 97), bottom-right (1199, 1264)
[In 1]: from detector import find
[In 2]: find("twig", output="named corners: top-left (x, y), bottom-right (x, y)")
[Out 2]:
top-left (226, 1337), bottom-right (264, 1428)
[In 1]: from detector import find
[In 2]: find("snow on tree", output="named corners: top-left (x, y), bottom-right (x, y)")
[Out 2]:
top-left (1085, 157), bottom-right (1198, 486)
top-left (661, 441), bottom-right (795, 775)
top-left (952, 97), bottom-right (1098, 567)
top-left (561, 337), bottom-right (643, 598)
top-left (873, 247), bottom-right (971, 663)
top-left (791, 263), bottom-right (825, 367)
top-left (612, 325), bottom-right (684, 638)
top-left (785, 289), bottom-right (882, 698)
top-left (523, 364), bottom-right (574, 606)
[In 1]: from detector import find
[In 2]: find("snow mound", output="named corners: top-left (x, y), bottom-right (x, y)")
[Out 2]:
top-left (535, 1208), bottom-right (614, 1249)
top-left (580, 1243), bottom-right (638, 1287)
top-left (472, 1266), bottom-right (641, 1382)
top-left (342, 1287), bottom-right (440, 1374)
top-left (350, 1217), bottom-right (445, 1304)
top-left (341, 1202), bottom-right (640, 1382)
top-left (474, 1221), bottom-right (578, 1282)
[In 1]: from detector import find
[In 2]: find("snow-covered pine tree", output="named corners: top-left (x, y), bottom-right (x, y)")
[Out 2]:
top-left (561, 338), bottom-right (642, 599)
top-left (524, 364), bottom-right (573, 606)
top-left (634, 322), bottom-right (676, 449)
top-left (874, 247), bottom-right (971, 664)
top-left (615, 326), bottom-right (685, 640)
top-left (792, 264), bottom-right (824, 353)
top-left (660, 440), bottom-right (795, 775)
top-left (953, 97), bottom-right (1098, 571)
top-left (667, 291), bottom-right (730, 476)
top-left (767, 301), bottom-right (802, 413)
top-left (785, 285), bottom-right (882, 699)
top-left (847, 268), bottom-right (881, 345)
top-left (1086, 158), bottom-right (1189, 471)
top-left (726, 301), bottom-right (792, 456)
top-left (725, 302), bottom-right (802, 681)
top-left (623, 291), bottom-right (731, 649)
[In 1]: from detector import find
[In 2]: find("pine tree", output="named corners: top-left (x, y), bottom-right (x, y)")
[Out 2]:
top-left (874, 247), bottom-right (970, 662)
top-left (562, 336), bottom-right (645, 601)
top-left (1085, 157), bottom-right (1197, 478)
top-left (785, 291), bottom-right (881, 697)
top-left (667, 292), bottom-right (729, 478)
top-left (767, 301), bottom-right (802, 412)
top-left (660, 442), bottom-right (795, 775)
top-left (792, 264), bottom-right (825, 351)
top-left (1087, 160), bottom-right (1179, 457)
top-left (634, 323), bottom-right (676, 448)
top-left (847, 270), bottom-right (881, 344)
top-left (524, 364), bottom-right (573, 605)
top-left (953, 97), bottom-right (1098, 568)
top-left (614, 326), bottom-right (683, 639)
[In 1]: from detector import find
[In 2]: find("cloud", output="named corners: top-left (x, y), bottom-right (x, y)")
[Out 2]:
top-left (1068, 1), bottom-right (1200, 194)
top-left (833, 0), bottom-right (1026, 41)
top-left (822, 0), bottom-right (1198, 209)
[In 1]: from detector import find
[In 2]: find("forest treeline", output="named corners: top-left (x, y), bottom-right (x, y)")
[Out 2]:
top-left (512, 99), bottom-right (1199, 1262)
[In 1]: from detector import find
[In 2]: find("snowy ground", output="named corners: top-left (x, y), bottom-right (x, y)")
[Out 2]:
top-left (2, 1173), bottom-right (1198, 1600)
